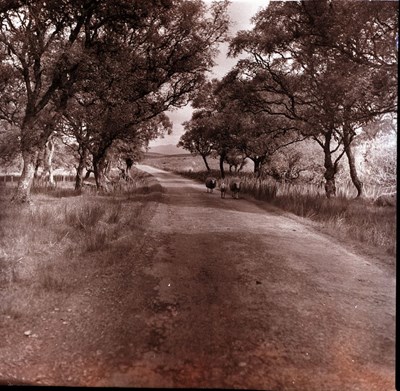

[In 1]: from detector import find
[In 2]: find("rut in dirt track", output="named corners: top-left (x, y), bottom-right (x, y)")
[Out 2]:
top-left (95, 165), bottom-right (395, 390)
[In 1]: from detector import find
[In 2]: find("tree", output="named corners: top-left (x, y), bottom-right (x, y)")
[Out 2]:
top-left (229, 0), bottom-right (397, 198)
top-left (62, 93), bottom-right (173, 191)
top-left (179, 111), bottom-right (216, 172)
top-left (0, 0), bottom-right (230, 202)
top-left (108, 139), bottom-right (145, 182)
top-left (181, 74), bottom-right (306, 179)
top-left (224, 148), bottom-right (246, 173)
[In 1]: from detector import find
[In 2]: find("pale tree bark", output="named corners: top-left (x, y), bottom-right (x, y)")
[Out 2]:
top-left (12, 119), bottom-right (42, 203)
top-left (42, 138), bottom-right (56, 188)
top-left (343, 118), bottom-right (363, 198)
top-left (323, 152), bottom-right (338, 199)
top-left (12, 148), bottom-right (39, 203)
top-left (322, 132), bottom-right (339, 199)
top-left (345, 141), bottom-right (363, 198)
top-left (93, 154), bottom-right (110, 192)
top-left (34, 149), bottom-right (45, 179)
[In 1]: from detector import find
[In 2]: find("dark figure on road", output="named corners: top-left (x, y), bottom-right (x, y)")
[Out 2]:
top-left (205, 177), bottom-right (217, 193)
top-left (230, 180), bottom-right (241, 199)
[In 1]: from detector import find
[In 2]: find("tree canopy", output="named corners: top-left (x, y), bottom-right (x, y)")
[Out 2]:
top-left (228, 0), bottom-right (397, 197)
top-left (0, 0), bottom-right (230, 201)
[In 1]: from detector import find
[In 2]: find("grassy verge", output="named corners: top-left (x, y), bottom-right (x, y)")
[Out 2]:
top-left (176, 169), bottom-right (396, 258)
top-left (0, 172), bottom-right (161, 320)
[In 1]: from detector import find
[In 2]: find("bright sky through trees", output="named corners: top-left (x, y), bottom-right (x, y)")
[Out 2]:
top-left (150, 0), bottom-right (269, 147)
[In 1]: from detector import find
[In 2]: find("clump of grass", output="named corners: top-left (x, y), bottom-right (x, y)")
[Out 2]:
top-left (64, 202), bottom-right (106, 230)
top-left (240, 176), bottom-right (278, 201)
top-left (106, 202), bottom-right (123, 224)
top-left (26, 206), bottom-right (56, 227)
top-left (84, 228), bottom-right (110, 253)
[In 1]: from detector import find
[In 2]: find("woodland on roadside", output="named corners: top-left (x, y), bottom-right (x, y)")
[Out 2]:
top-left (0, 1), bottom-right (397, 203)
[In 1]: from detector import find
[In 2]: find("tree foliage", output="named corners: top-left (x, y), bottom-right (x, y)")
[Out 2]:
top-left (0, 0), bottom-right (230, 201)
top-left (229, 0), bottom-right (398, 197)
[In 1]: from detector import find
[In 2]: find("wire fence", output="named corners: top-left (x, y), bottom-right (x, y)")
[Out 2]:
top-left (0, 174), bottom-right (76, 185)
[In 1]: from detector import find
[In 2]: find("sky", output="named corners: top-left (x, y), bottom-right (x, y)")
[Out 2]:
top-left (149, 0), bottom-right (269, 148)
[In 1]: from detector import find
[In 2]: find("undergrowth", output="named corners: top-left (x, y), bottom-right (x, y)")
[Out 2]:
top-left (0, 175), bottom-right (160, 318)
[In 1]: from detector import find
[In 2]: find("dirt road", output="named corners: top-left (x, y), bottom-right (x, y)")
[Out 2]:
top-left (96, 165), bottom-right (395, 390)
top-left (1, 166), bottom-right (395, 390)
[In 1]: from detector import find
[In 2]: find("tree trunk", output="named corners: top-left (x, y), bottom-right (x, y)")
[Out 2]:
top-left (12, 115), bottom-right (52, 202)
top-left (43, 138), bottom-right (56, 188)
top-left (345, 143), bottom-right (363, 198)
top-left (75, 162), bottom-right (85, 191)
top-left (323, 133), bottom-right (337, 199)
top-left (75, 147), bottom-right (89, 190)
top-left (125, 157), bottom-right (134, 180)
top-left (34, 149), bottom-right (44, 179)
top-left (219, 155), bottom-right (225, 179)
top-left (253, 158), bottom-right (263, 178)
top-left (324, 170), bottom-right (336, 199)
top-left (12, 148), bottom-right (39, 203)
top-left (238, 159), bottom-right (246, 172)
top-left (93, 154), bottom-right (109, 192)
top-left (84, 169), bottom-right (93, 180)
top-left (343, 123), bottom-right (363, 198)
top-left (201, 155), bottom-right (211, 172)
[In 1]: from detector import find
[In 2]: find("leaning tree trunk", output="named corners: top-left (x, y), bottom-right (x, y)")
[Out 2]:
top-left (345, 143), bottom-right (363, 198)
top-left (343, 124), bottom-right (363, 198)
top-left (238, 159), bottom-right (246, 173)
top-left (84, 169), bottom-right (93, 180)
top-left (201, 155), bottom-right (211, 172)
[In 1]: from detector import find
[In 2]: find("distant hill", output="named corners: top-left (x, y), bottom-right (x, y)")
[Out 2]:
top-left (147, 144), bottom-right (187, 155)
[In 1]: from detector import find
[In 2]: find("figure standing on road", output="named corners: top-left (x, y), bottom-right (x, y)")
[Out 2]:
top-left (230, 179), bottom-right (241, 199)
top-left (220, 180), bottom-right (227, 198)
top-left (205, 177), bottom-right (217, 193)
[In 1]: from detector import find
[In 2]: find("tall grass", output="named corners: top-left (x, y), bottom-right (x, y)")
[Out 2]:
top-left (177, 170), bottom-right (396, 257)
top-left (0, 172), bottom-right (160, 318)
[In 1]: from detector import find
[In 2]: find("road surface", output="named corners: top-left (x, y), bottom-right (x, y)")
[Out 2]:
top-left (95, 165), bottom-right (395, 390)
